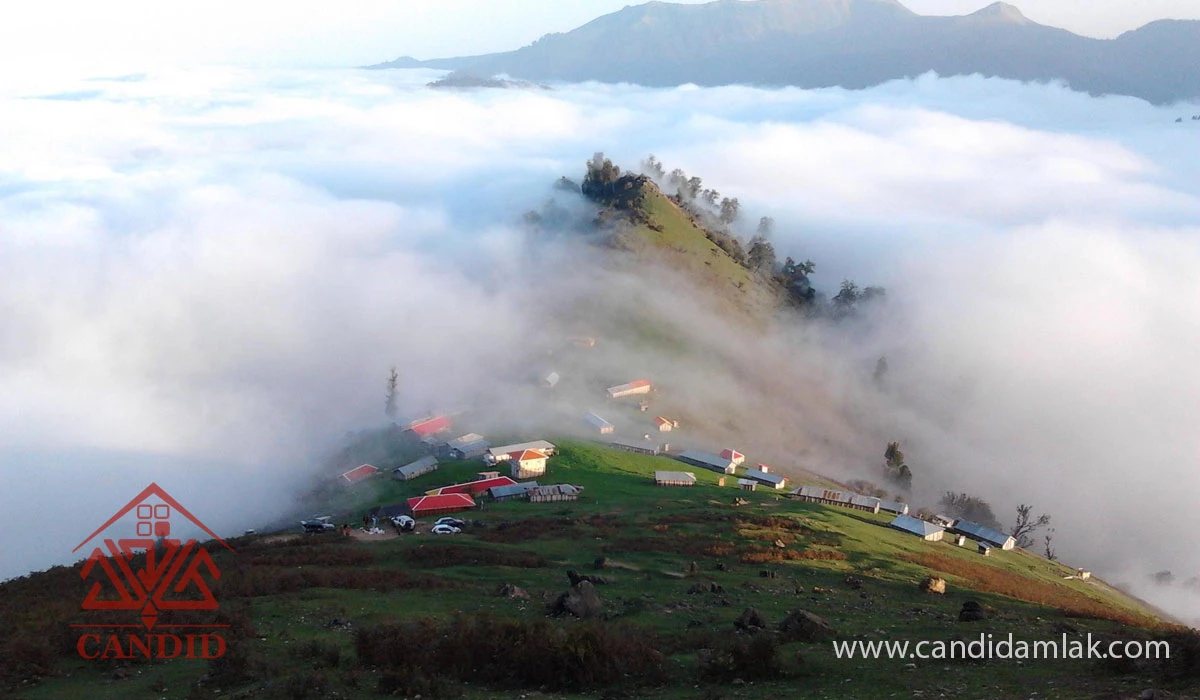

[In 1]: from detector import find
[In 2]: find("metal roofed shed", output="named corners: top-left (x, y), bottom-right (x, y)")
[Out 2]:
top-left (428, 475), bottom-right (518, 496)
top-left (737, 478), bottom-right (757, 491)
top-left (952, 520), bottom-right (1016, 550)
top-left (791, 485), bottom-right (880, 513)
top-left (878, 500), bottom-right (910, 515)
top-left (340, 464), bottom-right (379, 485)
top-left (407, 493), bottom-right (476, 517)
top-left (444, 433), bottom-right (491, 460)
top-left (606, 379), bottom-right (652, 399)
top-left (742, 468), bottom-right (787, 489)
top-left (654, 471), bottom-right (696, 486)
top-left (528, 484), bottom-right (582, 503)
top-left (406, 415), bottom-right (452, 438)
top-left (676, 450), bottom-right (736, 475)
top-left (719, 449), bottom-right (745, 466)
top-left (393, 455), bottom-right (439, 481)
top-left (890, 514), bottom-right (945, 541)
top-left (584, 412), bottom-right (615, 434)
top-left (609, 438), bottom-right (661, 456)
top-left (489, 481), bottom-right (539, 501)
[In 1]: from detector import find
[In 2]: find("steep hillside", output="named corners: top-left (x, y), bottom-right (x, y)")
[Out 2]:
top-left (7, 442), bottom-right (1194, 699)
top-left (597, 176), bottom-right (781, 323)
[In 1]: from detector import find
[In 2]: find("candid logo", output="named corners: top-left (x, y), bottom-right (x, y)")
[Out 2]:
top-left (71, 483), bottom-right (234, 660)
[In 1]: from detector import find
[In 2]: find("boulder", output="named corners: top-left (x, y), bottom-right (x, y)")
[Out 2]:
top-left (734, 607), bottom-right (767, 631)
top-left (843, 575), bottom-right (864, 590)
top-left (567, 570), bottom-right (608, 586)
top-left (548, 581), bottom-right (603, 619)
top-left (920, 576), bottom-right (947, 595)
top-left (958, 600), bottom-right (988, 622)
top-left (497, 583), bottom-right (529, 599)
top-left (777, 610), bottom-right (838, 642)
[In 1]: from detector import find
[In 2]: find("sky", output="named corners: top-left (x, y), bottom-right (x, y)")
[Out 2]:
top-left (0, 0), bottom-right (1198, 73)
top-left (0, 64), bottom-right (1198, 625)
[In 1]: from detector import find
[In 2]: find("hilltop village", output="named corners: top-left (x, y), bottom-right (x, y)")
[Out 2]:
top-left (313, 334), bottom-right (1076, 573)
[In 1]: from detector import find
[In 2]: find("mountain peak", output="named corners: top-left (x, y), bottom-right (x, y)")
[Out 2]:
top-left (968, 2), bottom-right (1031, 24)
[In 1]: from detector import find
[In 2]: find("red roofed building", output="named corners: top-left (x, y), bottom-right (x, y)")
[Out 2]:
top-left (719, 449), bottom-right (745, 466)
top-left (407, 416), bottom-right (452, 438)
top-left (654, 416), bottom-right (677, 432)
top-left (340, 464), bottom-right (379, 485)
top-left (509, 449), bottom-right (548, 479)
top-left (426, 475), bottom-right (517, 497)
top-left (407, 493), bottom-right (475, 518)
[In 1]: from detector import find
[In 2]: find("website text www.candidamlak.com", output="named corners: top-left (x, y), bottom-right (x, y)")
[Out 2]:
top-left (833, 633), bottom-right (1170, 661)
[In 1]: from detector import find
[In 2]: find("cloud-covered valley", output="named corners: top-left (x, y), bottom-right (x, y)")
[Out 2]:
top-left (0, 67), bottom-right (1197, 620)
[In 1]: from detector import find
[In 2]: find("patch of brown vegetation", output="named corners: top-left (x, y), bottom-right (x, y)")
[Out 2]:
top-left (739, 547), bottom-right (847, 564)
top-left (402, 544), bottom-right (547, 569)
top-left (900, 552), bottom-right (1161, 628)
top-left (217, 565), bottom-right (456, 597)
top-left (476, 517), bottom-right (586, 543)
top-left (356, 614), bottom-right (665, 693)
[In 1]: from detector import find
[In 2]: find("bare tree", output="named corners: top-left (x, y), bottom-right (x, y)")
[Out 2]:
top-left (1010, 504), bottom-right (1051, 549)
top-left (384, 366), bottom-right (399, 419)
top-left (1043, 528), bottom-right (1057, 561)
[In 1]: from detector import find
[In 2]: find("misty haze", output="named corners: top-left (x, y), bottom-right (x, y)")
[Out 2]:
top-left (2, 1), bottom-right (1199, 698)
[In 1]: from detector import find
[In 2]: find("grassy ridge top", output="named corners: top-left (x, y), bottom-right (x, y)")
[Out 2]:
top-left (602, 178), bottom-right (781, 323)
top-left (9, 441), bottom-right (1191, 700)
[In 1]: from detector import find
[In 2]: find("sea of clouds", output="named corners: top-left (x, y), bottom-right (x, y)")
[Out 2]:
top-left (0, 66), bottom-right (1197, 620)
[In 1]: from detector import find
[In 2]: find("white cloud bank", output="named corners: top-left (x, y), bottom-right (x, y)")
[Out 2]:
top-left (0, 67), bottom-right (1198, 621)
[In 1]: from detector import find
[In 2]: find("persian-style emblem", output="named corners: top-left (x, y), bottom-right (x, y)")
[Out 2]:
top-left (72, 483), bottom-right (234, 659)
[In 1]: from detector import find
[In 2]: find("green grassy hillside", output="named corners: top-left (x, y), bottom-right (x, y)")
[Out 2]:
top-left (601, 179), bottom-right (781, 324)
top-left (6, 441), bottom-right (1195, 700)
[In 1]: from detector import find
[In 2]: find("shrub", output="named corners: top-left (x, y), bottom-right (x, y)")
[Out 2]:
top-left (283, 671), bottom-right (329, 699)
top-left (401, 544), bottom-right (546, 569)
top-left (356, 615), bottom-right (665, 692)
top-left (1158, 629), bottom-right (1200, 680)
top-left (290, 639), bottom-right (342, 669)
top-left (698, 632), bottom-right (781, 682)
top-left (216, 565), bottom-right (455, 597)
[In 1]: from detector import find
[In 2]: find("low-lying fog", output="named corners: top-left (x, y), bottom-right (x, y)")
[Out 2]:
top-left (1, 67), bottom-right (1197, 622)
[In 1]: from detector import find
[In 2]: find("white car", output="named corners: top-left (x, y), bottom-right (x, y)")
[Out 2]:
top-left (390, 515), bottom-right (416, 532)
top-left (430, 523), bottom-right (461, 535)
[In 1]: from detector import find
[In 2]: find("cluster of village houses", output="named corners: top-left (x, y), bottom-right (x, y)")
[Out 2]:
top-left (330, 367), bottom-right (1032, 558)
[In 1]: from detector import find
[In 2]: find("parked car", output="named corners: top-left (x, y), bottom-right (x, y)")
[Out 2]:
top-left (301, 517), bottom-right (335, 533)
top-left (430, 524), bottom-right (461, 535)
top-left (390, 515), bottom-right (416, 532)
top-left (434, 517), bottom-right (466, 529)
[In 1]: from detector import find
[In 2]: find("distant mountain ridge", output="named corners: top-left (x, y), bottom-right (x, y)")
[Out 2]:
top-left (368, 0), bottom-right (1200, 104)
